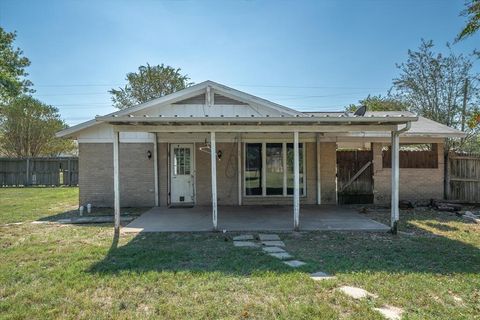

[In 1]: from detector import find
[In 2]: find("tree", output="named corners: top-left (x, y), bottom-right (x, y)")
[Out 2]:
top-left (0, 27), bottom-right (33, 103)
top-left (345, 95), bottom-right (408, 112)
top-left (0, 95), bottom-right (75, 157)
top-left (456, 0), bottom-right (480, 41)
top-left (109, 63), bottom-right (192, 109)
top-left (392, 40), bottom-right (479, 151)
top-left (469, 110), bottom-right (480, 128)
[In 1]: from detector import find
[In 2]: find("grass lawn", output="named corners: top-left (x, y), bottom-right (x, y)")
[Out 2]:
top-left (0, 187), bottom-right (145, 224)
top-left (0, 187), bottom-right (78, 224)
top-left (0, 188), bottom-right (479, 319)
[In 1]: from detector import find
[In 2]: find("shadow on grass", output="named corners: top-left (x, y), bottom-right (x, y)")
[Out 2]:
top-left (88, 231), bottom-right (296, 275)
top-left (37, 207), bottom-right (149, 223)
top-left (88, 208), bottom-right (480, 276)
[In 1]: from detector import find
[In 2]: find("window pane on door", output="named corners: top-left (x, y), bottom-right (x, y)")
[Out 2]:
top-left (173, 147), bottom-right (191, 176)
top-left (286, 143), bottom-right (304, 195)
top-left (184, 148), bottom-right (191, 175)
top-left (245, 143), bottom-right (262, 195)
top-left (266, 143), bottom-right (284, 195)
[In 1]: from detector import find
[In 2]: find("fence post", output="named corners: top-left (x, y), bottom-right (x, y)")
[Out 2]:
top-left (67, 159), bottom-right (71, 186)
top-left (25, 158), bottom-right (30, 186)
top-left (445, 152), bottom-right (450, 200)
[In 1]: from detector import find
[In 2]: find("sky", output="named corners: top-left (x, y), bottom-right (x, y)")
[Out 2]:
top-left (1, 0), bottom-right (479, 126)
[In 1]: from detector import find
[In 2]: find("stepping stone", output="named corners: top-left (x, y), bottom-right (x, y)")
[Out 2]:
top-left (258, 234), bottom-right (280, 241)
top-left (262, 246), bottom-right (286, 253)
top-left (233, 241), bottom-right (258, 248)
top-left (269, 252), bottom-right (293, 260)
top-left (283, 260), bottom-right (306, 267)
top-left (374, 305), bottom-right (403, 320)
top-left (233, 234), bottom-right (254, 241)
top-left (261, 240), bottom-right (285, 247)
top-left (338, 286), bottom-right (378, 300)
top-left (310, 271), bottom-right (336, 281)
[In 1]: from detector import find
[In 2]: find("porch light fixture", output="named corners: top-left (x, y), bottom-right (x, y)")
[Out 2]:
top-left (147, 150), bottom-right (152, 159)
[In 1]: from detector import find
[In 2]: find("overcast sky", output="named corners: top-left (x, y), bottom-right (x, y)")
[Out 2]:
top-left (1, 0), bottom-right (479, 125)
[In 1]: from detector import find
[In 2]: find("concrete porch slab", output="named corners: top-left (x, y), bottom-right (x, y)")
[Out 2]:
top-left (123, 205), bottom-right (389, 233)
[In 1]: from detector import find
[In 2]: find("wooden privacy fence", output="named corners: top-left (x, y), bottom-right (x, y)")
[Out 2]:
top-left (448, 153), bottom-right (480, 203)
top-left (0, 157), bottom-right (78, 187)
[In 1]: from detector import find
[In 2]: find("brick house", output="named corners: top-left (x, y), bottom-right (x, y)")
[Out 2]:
top-left (57, 81), bottom-right (464, 232)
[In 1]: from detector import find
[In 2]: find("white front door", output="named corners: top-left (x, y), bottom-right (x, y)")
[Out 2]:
top-left (170, 143), bottom-right (195, 205)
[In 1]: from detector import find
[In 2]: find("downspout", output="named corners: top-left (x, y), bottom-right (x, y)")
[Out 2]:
top-left (390, 121), bottom-right (411, 234)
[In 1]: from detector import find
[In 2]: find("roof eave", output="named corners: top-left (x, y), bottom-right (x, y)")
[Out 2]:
top-left (95, 115), bottom-right (418, 125)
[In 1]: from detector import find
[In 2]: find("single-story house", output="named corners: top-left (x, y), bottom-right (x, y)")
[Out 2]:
top-left (57, 80), bottom-right (465, 232)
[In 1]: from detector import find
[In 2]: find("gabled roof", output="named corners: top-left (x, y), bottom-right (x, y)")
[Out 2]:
top-left (57, 80), bottom-right (463, 139)
top-left (57, 80), bottom-right (304, 137)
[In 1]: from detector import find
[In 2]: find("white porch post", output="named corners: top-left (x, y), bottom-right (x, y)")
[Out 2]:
top-left (153, 133), bottom-right (159, 206)
top-left (293, 131), bottom-right (300, 231)
top-left (237, 135), bottom-right (242, 206)
top-left (113, 130), bottom-right (120, 230)
top-left (210, 131), bottom-right (218, 231)
top-left (390, 131), bottom-right (400, 234)
top-left (316, 133), bottom-right (322, 205)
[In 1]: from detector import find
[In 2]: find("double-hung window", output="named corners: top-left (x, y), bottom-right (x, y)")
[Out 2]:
top-left (245, 142), bottom-right (305, 196)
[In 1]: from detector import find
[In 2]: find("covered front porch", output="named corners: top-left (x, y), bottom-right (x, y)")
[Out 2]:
top-left (95, 83), bottom-right (418, 234)
top-left (122, 205), bottom-right (389, 232)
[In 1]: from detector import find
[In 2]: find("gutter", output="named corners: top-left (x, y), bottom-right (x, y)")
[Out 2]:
top-left (396, 122), bottom-right (412, 134)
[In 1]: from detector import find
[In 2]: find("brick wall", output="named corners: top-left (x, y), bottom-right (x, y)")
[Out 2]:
top-left (79, 143), bottom-right (114, 207)
top-left (195, 142), bottom-right (239, 205)
top-left (372, 142), bottom-right (444, 204)
top-left (79, 141), bottom-right (339, 208)
top-left (119, 143), bottom-right (155, 207)
top-left (79, 143), bottom-right (155, 207)
top-left (158, 142), bottom-right (329, 206)
top-left (158, 142), bottom-right (168, 206)
top-left (319, 142), bottom-right (337, 204)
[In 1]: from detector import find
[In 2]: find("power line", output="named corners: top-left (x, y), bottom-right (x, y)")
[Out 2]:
top-left (35, 83), bottom-right (124, 88)
top-left (52, 103), bottom-right (112, 106)
top-left (37, 91), bottom-right (374, 99)
top-left (229, 83), bottom-right (389, 90)
top-left (35, 92), bottom-right (110, 97)
top-left (33, 82), bottom-right (389, 91)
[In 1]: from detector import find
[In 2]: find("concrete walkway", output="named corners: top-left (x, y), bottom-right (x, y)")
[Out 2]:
top-left (123, 205), bottom-right (389, 233)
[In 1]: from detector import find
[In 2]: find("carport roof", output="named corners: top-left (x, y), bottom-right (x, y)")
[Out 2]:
top-left (306, 112), bottom-right (466, 138)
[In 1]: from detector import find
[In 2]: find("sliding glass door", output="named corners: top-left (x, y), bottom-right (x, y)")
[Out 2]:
top-left (245, 143), bottom-right (262, 195)
top-left (266, 143), bottom-right (284, 195)
top-left (245, 142), bottom-right (305, 196)
top-left (286, 143), bottom-right (304, 195)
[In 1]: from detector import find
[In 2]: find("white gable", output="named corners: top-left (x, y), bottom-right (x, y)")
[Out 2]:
top-left (58, 80), bottom-right (303, 140)
top-left (129, 86), bottom-right (297, 118)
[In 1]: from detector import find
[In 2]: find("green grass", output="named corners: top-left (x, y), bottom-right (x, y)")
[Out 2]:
top-left (0, 188), bottom-right (479, 319)
top-left (0, 187), bottom-right (146, 224)
top-left (0, 187), bottom-right (78, 224)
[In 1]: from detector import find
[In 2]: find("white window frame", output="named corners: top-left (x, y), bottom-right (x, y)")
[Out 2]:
top-left (243, 141), bottom-right (306, 197)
